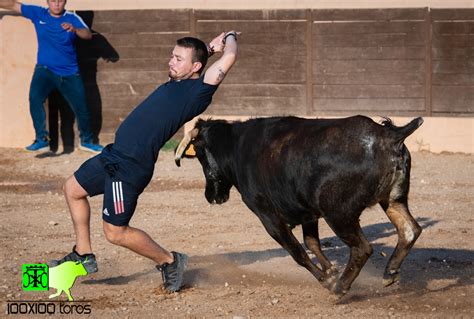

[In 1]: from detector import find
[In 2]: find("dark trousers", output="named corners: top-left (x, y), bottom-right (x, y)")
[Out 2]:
top-left (48, 91), bottom-right (75, 153)
top-left (28, 65), bottom-right (93, 144)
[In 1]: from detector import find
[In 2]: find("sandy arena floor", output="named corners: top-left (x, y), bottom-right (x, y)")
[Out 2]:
top-left (0, 148), bottom-right (473, 317)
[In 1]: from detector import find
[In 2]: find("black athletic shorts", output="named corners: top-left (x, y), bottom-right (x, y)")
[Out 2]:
top-left (74, 153), bottom-right (150, 226)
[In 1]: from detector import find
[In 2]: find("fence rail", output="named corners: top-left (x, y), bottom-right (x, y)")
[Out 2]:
top-left (74, 8), bottom-right (474, 138)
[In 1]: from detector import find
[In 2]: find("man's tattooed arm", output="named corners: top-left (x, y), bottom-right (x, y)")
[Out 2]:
top-left (203, 31), bottom-right (238, 85)
top-left (217, 68), bottom-right (226, 83)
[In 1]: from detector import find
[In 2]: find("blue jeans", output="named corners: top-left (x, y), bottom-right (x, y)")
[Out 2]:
top-left (29, 65), bottom-right (93, 144)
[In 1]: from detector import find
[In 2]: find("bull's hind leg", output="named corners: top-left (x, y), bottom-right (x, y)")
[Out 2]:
top-left (256, 213), bottom-right (326, 282)
top-left (380, 200), bottom-right (422, 287)
top-left (302, 221), bottom-right (337, 276)
top-left (325, 220), bottom-right (373, 295)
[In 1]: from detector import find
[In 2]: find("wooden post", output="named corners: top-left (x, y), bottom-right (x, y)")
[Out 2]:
top-left (306, 9), bottom-right (313, 116)
top-left (189, 9), bottom-right (196, 36)
top-left (424, 7), bottom-right (433, 116)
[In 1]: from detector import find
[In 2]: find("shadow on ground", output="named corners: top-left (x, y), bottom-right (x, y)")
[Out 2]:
top-left (82, 217), bottom-right (473, 299)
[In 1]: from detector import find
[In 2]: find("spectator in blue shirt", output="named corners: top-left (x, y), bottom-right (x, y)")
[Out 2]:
top-left (0, 0), bottom-right (103, 153)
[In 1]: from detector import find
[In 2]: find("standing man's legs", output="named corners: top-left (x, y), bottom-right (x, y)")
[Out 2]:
top-left (28, 66), bottom-right (56, 149)
top-left (48, 90), bottom-right (75, 153)
top-left (57, 74), bottom-right (94, 146)
top-left (58, 95), bottom-right (76, 153)
top-left (47, 91), bottom-right (60, 153)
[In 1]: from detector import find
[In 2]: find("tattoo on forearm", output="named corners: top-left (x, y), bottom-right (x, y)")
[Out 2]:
top-left (217, 68), bottom-right (226, 82)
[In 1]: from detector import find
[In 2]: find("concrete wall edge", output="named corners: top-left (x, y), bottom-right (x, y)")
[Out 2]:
top-left (184, 116), bottom-right (474, 154)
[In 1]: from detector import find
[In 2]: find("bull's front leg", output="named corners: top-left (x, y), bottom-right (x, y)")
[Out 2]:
top-left (256, 213), bottom-right (326, 282)
top-left (302, 220), bottom-right (338, 277)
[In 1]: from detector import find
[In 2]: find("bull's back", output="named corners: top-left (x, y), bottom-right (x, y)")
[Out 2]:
top-left (235, 116), bottom-right (401, 223)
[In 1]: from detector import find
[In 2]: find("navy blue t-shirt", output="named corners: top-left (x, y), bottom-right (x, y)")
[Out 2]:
top-left (103, 76), bottom-right (218, 186)
top-left (21, 4), bottom-right (89, 76)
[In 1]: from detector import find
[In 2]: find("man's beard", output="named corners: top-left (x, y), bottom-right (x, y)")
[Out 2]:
top-left (169, 70), bottom-right (193, 81)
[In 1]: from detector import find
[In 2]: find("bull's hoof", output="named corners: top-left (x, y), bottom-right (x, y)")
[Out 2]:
top-left (321, 273), bottom-right (346, 297)
top-left (382, 271), bottom-right (400, 287)
top-left (326, 289), bottom-right (346, 304)
top-left (325, 266), bottom-right (339, 277)
top-left (330, 283), bottom-right (347, 297)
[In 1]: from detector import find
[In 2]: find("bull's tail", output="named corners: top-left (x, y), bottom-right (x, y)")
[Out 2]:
top-left (382, 117), bottom-right (424, 143)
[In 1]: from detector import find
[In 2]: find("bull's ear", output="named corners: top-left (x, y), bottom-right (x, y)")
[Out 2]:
top-left (173, 142), bottom-right (196, 159)
top-left (183, 143), bottom-right (196, 158)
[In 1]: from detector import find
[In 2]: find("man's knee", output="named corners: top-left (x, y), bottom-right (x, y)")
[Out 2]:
top-left (103, 222), bottom-right (127, 246)
top-left (29, 86), bottom-right (49, 105)
top-left (63, 175), bottom-right (87, 199)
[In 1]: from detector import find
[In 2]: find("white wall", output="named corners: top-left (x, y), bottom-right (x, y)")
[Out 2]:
top-left (0, 16), bottom-right (36, 148)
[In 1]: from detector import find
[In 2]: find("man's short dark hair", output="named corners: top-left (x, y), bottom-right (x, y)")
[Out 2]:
top-left (176, 37), bottom-right (208, 75)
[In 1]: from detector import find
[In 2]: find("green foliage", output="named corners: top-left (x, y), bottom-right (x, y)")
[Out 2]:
top-left (161, 139), bottom-right (179, 152)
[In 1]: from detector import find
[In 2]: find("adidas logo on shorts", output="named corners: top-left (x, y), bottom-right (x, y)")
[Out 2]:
top-left (103, 208), bottom-right (109, 216)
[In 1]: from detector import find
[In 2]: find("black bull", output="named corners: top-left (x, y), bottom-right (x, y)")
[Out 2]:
top-left (175, 115), bottom-right (424, 296)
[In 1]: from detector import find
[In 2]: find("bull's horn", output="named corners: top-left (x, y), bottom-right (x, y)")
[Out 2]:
top-left (175, 128), bottom-right (199, 167)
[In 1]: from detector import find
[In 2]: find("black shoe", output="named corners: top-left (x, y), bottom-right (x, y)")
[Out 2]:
top-left (49, 246), bottom-right (98, 274)
top-left (156, 251), bottom-right (188, 292)
top-left (62, 146), bottom-right (75, 154)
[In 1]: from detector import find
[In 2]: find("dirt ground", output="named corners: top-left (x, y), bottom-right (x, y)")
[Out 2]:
top-left (0, 147), bottom-right (473, 318)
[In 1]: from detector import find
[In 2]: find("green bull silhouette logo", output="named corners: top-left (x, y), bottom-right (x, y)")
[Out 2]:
top-left (49, 261), bottom-right (87, 301)
top-left (22, 262), bottom-right (87, 301)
